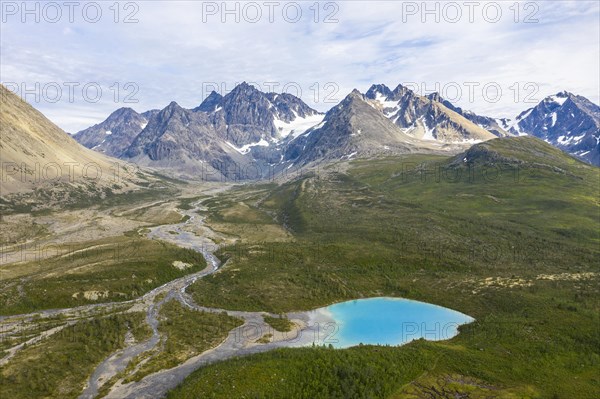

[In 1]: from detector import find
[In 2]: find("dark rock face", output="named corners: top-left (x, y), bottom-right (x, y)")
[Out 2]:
top-left (118, 84), bottom-right (325, 179)
top-left (141, 109), bottom-right (161, 120)
top-left (124, 101), bottom-right (251, 180)
top-left (193, 91), bottom-right (223, 113)
top-left (365, 84), bottom-right (393, 100)
top-left (216, 82), bottom-right (278, 146)
top-left (284, 90), bottom-right (418, 166)
top-left (265, 92), bottom-right (318, 121)
top-left (75, 82), bottom-right (599, 181)
top-left (73, 107), bottom-right (151, 157)
top-left (511, 92), bottom-right (600, 165)
top-left (74, 83), bottom-right (323, 179)
top-left (125, 102), bottom-right (217, 160)
top-left (210, 82), bottom-right (321, 146)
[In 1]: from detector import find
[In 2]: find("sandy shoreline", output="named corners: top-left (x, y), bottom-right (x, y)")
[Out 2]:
top-left (282, 308), bottom-right (339, 348)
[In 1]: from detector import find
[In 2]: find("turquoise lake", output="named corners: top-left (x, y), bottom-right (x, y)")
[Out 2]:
top-left (309, 297), bottom-right (474, 349)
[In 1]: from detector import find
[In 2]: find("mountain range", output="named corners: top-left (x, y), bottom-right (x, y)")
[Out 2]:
top-left (0, 81), bottom-right (597, 214)
top-left (72, 82), bottom-right (599, 176)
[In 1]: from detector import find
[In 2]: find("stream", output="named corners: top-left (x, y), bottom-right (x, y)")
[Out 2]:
top-left (3, 196), bottom-right (473, 399)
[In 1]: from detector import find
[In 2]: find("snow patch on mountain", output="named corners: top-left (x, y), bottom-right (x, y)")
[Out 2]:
top-left (226, 138), bottom-right (270, 155)
top-left (548, 94), bottom-right (568, 106)
top-left (373, 92), bottom-right (400, 114)
top-left (420, 117), bottom-right (436, 141)
top-left (274, 112), bottom-right (324, 139)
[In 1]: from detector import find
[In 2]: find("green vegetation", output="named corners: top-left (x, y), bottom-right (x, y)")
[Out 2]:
top-left (200, 186), bottom-right (292, 244)
top-left (2, 138), bottom-right (598, 398)
top-left (0, 312), bottom-right (150, 399)
top-left (122, 300), bottom-right (243, 382)
top-left (167, 345), bottom-right (439, 398)
top-left (183, 139), bottom-right (600, 397)
top-left (167, 344), bottom-right (543, 398)
top-left (264, 315), bottom-right (294, 332)
top-left (178, 196), bottom-right (206, 210)
top-left (0, 316), bottom-right (66, 355)
top-left (0, 236), bottom-right (206, 315)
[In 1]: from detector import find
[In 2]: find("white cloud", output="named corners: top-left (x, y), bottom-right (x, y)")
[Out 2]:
top-left (1, 1), bottom-right (598, 132)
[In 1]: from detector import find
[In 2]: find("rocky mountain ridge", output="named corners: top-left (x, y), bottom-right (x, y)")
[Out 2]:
top-left (72, 83), bottom-right (600, 176)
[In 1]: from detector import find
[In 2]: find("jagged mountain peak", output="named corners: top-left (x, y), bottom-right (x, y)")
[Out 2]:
top-left (145, 102), bottom-right (187, 128)
top-left (365, 84), bottom-right (393, 100)
top-left (391, 83), bottom-right (412, 100)
top-left (195, 84), bottom-right (319, 122)
top-left (365, 83), bottom-right (415, 101)
top-left (166, 100), bottom-right (182, 109)
top-left (511, 91), bottom-right (599, 165)
top-left (282, 87), bottom-right (426, 166)
top-left (222, 83), bottom-right (270, 111)
top-left (322, 89), bottom-right (371, 119)
top-left (265, 92), bottom-right (321, 121)
top-left (76, 82), bottom-right (324, 178)
top-left (345, 88), bottom-right (364, 101)
top-left (219, 84), bottom-right (277, 139)
top-left (85, 107), bottom-right (143, 129)
top-left (426, 92), bottom-right (443, 102)
top-left (421, 92), bottom-right (511, 138)
top-left (206, 83), bottom-right (323, 147)
top-left (124, 100), bottom-right (225, 162)
top-left (194, 91), bottom-right (223, 113)
top-left (156, 101), bottom-right (195, 125)
top-left (228, 81), bottom-right (261, 97)
top-left (546, 91), bottom-right (570, 101)
top-left (73, 80), bottom-right (599, 180)
top-left (73, 105), bottom-right (151, 157)
top-left (362, 83), bottom-right (501, 142)
top-left (107, 107), bottom-right (139, 118)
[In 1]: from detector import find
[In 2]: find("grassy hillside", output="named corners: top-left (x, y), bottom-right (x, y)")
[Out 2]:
top-left (182, 137), bottom-right (599, 398)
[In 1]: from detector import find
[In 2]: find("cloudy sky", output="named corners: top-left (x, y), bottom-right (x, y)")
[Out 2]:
top-left (1, 0), bottom-right (598, 132)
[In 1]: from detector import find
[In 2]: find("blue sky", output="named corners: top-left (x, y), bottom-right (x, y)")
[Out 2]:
top-left (1, 1), bottom-right (598, 132)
